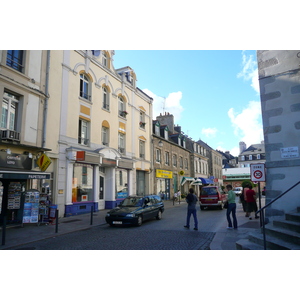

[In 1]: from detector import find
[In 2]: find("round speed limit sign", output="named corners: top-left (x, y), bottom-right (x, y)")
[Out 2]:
top-left (253, 170), bottom-right (263, 180)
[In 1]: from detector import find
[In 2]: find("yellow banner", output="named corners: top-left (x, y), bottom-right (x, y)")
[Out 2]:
top-left (37, 153), bottom-right (52, 172)
top-left (156, 169), bottom-right (173, 179)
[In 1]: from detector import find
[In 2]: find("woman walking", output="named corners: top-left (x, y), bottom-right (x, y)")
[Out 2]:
top-left (226, 184), bottom-right (238, 229)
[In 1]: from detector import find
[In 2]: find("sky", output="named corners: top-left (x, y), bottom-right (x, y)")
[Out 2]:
top-left (113, 50), bottom-right (263, 156)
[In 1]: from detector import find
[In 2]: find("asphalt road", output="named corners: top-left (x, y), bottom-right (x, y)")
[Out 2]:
top-left (12, 203), bottom-right (229, 250)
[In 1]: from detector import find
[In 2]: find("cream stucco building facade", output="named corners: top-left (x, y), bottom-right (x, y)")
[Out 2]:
top-left (45, 50), bottom-right (153, 216)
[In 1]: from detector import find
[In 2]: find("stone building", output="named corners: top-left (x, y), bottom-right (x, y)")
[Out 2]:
top-left (257, 50), bottom-right (300, 218)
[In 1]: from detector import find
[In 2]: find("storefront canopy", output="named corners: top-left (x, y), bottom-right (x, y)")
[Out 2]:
top-left (198, 177), bottom-right (213, 185)
top-left (181, 177), bottom-right (194, 186)
top-left (191, 179), bottom-right (202, 186)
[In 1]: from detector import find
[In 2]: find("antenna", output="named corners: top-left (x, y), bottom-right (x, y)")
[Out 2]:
top-left (158, 95), bottom-right (166, 114)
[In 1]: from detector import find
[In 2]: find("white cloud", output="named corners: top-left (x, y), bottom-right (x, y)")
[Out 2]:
top-left (201, 127), bottom-right (218, 138)
top-left (142, 89), bottom-right (184, 121)
top-left (228, 101), bottom-right (263, 154)
top-left (237, 51), bottom-right (260, 94)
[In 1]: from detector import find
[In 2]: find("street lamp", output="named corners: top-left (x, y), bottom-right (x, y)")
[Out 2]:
top-left (158, 140), bottom-right (163, 147)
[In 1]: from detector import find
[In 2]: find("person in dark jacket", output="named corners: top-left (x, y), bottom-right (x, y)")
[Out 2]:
top-left (184, 188), bottom-right (198, 230)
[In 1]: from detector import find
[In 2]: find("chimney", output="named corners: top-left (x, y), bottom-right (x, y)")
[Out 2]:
top-left (156, 112), bottom-right (174, 133)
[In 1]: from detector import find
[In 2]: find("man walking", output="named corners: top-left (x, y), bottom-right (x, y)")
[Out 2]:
top-left (184, 188), bottom-right (198, 230)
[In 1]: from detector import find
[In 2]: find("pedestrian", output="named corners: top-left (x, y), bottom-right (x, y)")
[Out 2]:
top-left (226, 184), bottom-right (238, 229)
top-left (240, 186), bottom-right (247, 212)
top-left (184, 188), bottom-right (198, 230)
top-left (243, 184), bottom-right (250, 217)
top-left (245, 185), bottom-right (259, 220)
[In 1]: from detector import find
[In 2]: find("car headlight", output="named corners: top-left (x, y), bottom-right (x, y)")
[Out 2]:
top-left (106, 213), bottom-right (110, 217)
top-left (126, 213), bottom-right (135, 218)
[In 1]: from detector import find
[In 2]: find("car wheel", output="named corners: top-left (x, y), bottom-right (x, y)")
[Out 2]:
top-left (136, 215), bottom-right (143, 226)
top-left (156, 210), bottom-right (162, 220)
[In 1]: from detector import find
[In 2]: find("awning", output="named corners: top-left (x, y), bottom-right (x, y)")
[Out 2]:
top-left (198, 177), bottom-right (213, 185)
top-left (191, 179), bottom-right (202, 186)
top-left (0, 169), bottom-right (51, 180)
top-left (181, 177), bottom-right (194, 186)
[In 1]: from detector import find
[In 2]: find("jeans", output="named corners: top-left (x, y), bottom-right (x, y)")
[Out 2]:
top-left (186, 208), bottom-right (198, 229)
top-left (226, 203), bottom-right (238, 228)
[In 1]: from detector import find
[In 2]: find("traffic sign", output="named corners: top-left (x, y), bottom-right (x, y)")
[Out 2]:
top-left (250, 163), bottom-right (265, 182)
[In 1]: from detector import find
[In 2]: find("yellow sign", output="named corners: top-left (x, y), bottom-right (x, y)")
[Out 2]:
top-left (37, 153), bottom-right (52, 172)
top-left (156, 169), bottom-right (173, 179)
top-left (179, 170), bottom-right (185, 176)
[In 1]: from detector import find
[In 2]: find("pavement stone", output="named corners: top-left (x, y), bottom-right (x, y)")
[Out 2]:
top-left (0, 199), bottom-right (262, 250)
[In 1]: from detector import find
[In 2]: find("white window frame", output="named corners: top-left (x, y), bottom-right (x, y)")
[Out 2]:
top-left (102, 87), bottom-right (109, 110)
top-left (80, 74), bottom-right (91, 100)
top-left (78, 119), bottom-right (89, 146)
top-left (1, 92), bottom-right (19, 130)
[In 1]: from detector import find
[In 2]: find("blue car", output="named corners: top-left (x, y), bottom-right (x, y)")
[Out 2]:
top-left (105, 195), bottom-right (164, 226)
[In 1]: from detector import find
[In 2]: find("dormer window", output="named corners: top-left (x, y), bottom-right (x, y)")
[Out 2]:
top-left (249, 155), bottom-right (252, 160)
top-left (257, 154), bottom-right (261, 159)
top-left (241, 155), bottom-right (245, 161)
top-left (102, 52), bottom-right (107, 67)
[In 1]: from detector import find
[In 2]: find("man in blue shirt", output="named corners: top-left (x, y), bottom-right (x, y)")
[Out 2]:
top-left (184, 188), bottom-right (198, 230)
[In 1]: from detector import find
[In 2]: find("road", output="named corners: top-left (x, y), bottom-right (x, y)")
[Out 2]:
top-left (12, 202), bottom-right (231, 250)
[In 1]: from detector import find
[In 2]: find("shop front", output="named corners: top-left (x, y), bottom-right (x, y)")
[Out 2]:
top-left (156, 169), bottom-right (172, 200)
top-left (0, 151), bottom-right (51, 226)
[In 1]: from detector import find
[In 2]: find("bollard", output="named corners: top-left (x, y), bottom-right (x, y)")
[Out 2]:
top-left (90, 206), bottom-right (93, 225)
top-left (1, 215), bottom-right (7, 246)
top-left (55, 209), bottom-right (59, 233)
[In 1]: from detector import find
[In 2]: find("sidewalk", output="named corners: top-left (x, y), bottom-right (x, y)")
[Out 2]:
top-left (0, 200), bottom-right (260, 250)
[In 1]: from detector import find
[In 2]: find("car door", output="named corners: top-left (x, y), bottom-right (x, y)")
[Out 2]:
top-left (142, 197), bottom-right (152, 220)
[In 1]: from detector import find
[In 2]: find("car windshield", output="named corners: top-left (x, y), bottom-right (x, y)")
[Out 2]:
top-left (201, 188), bottom-right (217, 195)
top-left (120, 197), bottom-right (144, 207)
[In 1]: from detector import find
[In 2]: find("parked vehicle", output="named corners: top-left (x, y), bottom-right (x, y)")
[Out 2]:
top-left (105, 195), bottom-right (164, 226)
top-left (200, 186), bottom-right (227, 210)
top-left (233, 187), bottom-right (243, 196)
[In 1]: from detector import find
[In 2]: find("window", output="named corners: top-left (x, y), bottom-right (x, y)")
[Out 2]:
top-left (6, 50), bottom-right (24, 72)
top-left (101, 126), bottom-right (109, 146)
top-left (249, 155), bottom-right (252, 160)
top-left (102, 87), bottom-right (109, 110)
top-left (1, 91), bottom-right (19, 130)
top-left (80, 74), bottom-right (91, 100)
top-left (118, 96), bottom-right (127, 117)
top-left (179, 156), bottom-right (183, 169)
top-left (257, 154), bottom-right (261, 160)
top-left (185, 158), bottom-right (188, 170)
top-left (139, 140), bottom-right (145, 159)
top-left (165, 151), bottom-right (169, 165)
top-left (72, 163), bottom-right (93, 202)
top-left (172, 154), bottom-right (177, 167)
top-left (118, 132), bottom-right (125, 154)
top-left (78, 119), bottom-right (89, 145)
top-left (241, 155), bottom-right (245, 161)
top-left (139, 111), bottom-right (146, 129)
top-left (155, 123), bottom-right (160, 135)
top-left (156, 149), bottom-right (161, 163)
top-left (102, 52), bottom-right (107, 67)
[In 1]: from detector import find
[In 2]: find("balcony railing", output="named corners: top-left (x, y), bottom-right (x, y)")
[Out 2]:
top-left (78, 137), bottom-right (89, 146)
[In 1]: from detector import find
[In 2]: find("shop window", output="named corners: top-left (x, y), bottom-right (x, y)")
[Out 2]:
top-left (116, 169), bottom-right (128, 199)
top-left (79, 73), bottom-right (91, 100)
top-left (6, 50), bottom-right (24, 72)
top-left (78, 119), bottom-right (89, 146)
top-left (72, 163), bottom-right (93, 202)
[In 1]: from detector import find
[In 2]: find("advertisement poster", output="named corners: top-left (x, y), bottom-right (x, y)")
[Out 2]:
top-left (22, 190), bottom-right (40, 223)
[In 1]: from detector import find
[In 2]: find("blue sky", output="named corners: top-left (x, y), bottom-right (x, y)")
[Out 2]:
top-left (113, 50), bottom-right (263, 156)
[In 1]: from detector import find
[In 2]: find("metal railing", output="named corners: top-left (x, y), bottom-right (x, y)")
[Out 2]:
top-left (256, 180), bottom-right (300, 249)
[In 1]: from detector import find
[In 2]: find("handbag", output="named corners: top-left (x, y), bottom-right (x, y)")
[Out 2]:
top-left (224, 201), bottom-right (228, 209)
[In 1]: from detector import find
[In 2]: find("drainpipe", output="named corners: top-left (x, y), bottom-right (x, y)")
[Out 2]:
top-left (42, 50), bottom-right (50, 149)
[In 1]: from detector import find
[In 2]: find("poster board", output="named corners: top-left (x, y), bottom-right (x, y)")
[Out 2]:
top-left (22, 189), bottom-right (40, 223)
